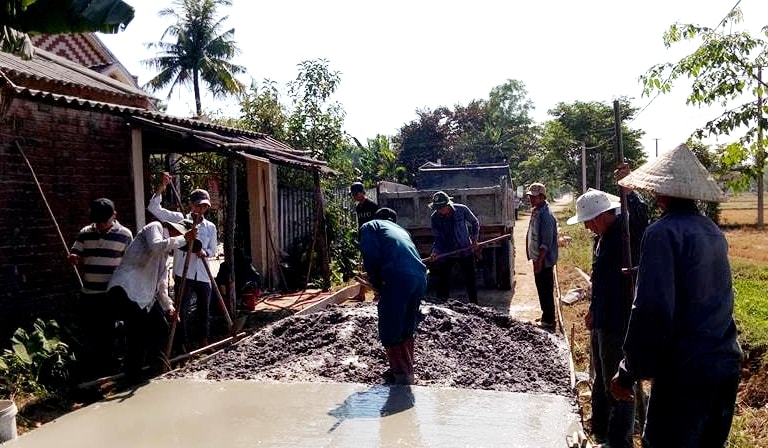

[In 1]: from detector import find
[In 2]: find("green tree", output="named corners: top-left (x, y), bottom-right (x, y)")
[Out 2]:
top-left (1, 0), bottom-right (134, 59)
top-left (285, 59), bottom-right (346, 163)
top-left (394, 107), bottom-right (453, 184)
top-left (350, 134), bottom-right (406, 184)
top-left (539, 98), bottom-right (646, 195)
top-left (485, 79), bottom-right (539, 173)
top-left (143, 0), bottom-right (246, 116)
top-left (640, 8), bottom-right (768, 226)
top-left (238, 79), bottom-right (288, 141)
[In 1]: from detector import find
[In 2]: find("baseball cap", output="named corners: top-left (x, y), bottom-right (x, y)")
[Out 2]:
top-left (374, 207), bottom-right (397, 223)
top-left (525, 183), bottom-right (546, 197)
top-left (349, 182), bottom-right (365, 196)
top-left (189, 189), bottom-right (211, 206)
top-left (89, 198), bottom-right (115, 223)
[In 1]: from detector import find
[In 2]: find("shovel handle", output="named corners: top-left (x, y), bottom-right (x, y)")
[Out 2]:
top-left (199, 254), bottom-right (234, 329)
top-left (422, 233), bottom-right (512, 263)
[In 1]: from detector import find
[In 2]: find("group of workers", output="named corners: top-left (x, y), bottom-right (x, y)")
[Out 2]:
top-left (566, 144), bottom-right (742, 448)
top-left (70, 148), bottom-right (743, 446)
top-left (69, 173), bottom-right (217, 385)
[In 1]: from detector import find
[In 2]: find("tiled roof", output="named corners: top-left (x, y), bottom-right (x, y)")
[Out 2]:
top-left (0, 46), bottom-right (150, 107)
top-left (30, 33), bottom-right (138, 88)
top-left (30, 34), bottom-right (110, 68)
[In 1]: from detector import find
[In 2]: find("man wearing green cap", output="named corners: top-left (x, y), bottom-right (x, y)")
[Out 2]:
top-left (427, 191), bottom-right (480, 303)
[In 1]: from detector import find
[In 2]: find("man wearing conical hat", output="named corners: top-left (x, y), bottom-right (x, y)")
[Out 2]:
top-left (610, 144), bottom-right (743, 447)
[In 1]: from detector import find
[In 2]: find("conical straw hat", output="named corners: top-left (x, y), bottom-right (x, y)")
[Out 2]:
top-left (618, 143), bottom-right (726, 202)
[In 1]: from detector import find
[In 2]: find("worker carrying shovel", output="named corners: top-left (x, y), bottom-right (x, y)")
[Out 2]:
top-left (359, 207), bottom-right (427, 385)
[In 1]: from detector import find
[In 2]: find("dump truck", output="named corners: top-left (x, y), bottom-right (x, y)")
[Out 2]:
top-left (377, 162), bottom-right (516, 290)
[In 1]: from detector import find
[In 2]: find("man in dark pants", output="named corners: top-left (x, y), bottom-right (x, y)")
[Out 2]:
top-left (525, 182), bottom-right (558, 330)
top-left (107, 219), bottom-right (198, 384)
top-left (427, 191), bottom-right (480, 304)
top-left (611, 144), bottom-right (743, 448)
top-left (69, 198), bottom-right (133, 379)
top-left (568, 188), bottom-right (646, 448)
top-left (360, 207), bottom-right (427, 385)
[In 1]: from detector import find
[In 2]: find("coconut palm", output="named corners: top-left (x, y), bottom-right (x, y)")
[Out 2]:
top-left (142, 0), bottom-right (246, 116)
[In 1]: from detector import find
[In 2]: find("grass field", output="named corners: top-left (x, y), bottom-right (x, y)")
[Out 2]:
top-left (555, 195), bottom-right (768, 448)
top-left (721, 193), bottom-right (768, 227)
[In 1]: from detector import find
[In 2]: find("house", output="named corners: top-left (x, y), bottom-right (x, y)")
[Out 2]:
top-left (0, 34), bottom-right (330, 342)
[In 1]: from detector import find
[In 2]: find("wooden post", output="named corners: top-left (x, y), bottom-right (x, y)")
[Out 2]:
top-left (613, 100), bottom-right (633, 278)
top-left (225, 157), bottom-right (237, 315)
top-left (312, 171), bottom-right (331, 290)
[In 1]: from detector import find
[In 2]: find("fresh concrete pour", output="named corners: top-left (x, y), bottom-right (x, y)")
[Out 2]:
top-left (7, 380), bottom-right (580, 447)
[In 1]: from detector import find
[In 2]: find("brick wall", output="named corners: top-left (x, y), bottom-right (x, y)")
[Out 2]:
top-left (0, 98), bottom-right (136, 343)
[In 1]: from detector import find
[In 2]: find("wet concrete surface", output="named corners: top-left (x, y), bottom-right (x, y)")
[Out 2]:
top-left (7, 380), bottom-right (580, 448)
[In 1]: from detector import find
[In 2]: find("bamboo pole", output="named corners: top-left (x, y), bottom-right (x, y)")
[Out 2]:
top-left (15, 140), bottom-right (83, 288)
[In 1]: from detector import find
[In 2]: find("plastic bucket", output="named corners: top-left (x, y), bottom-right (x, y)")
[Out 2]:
top-left (0, 399), bottom-right (18, 442)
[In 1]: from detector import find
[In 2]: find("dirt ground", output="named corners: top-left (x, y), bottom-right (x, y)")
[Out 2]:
top-left (168, 300), bottom-right (572, 396)
top-left (168, 199), bottom-right (575, 398)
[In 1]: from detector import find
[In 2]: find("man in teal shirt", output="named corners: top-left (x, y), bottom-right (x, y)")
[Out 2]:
top-left (359, 208), bottom-right (427, 385)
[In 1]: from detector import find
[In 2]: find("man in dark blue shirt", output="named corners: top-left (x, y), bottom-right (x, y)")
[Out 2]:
top-left (568, 188), bottom-right (646, 448)
top-left (360, 208), bottom-right (427, 385)
top-left (427, 191), bottom-right (480, 304)
top-left (611, 144), bottom-right (743, 448)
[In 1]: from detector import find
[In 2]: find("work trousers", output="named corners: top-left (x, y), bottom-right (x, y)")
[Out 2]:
top-left (377, 273), bottom-right (426, 347)
top-left (591, 328), bottom-right (635, 448)
top-left (433, 254), bottom-right (477, 303)
top-left (642, 373), bottom-right (740, 448)
top-left (109, 287), bottom-right (169, 382)
top-left (534, 266), bottom-right (555, 324)
top-left (77, 291), bottom-right (120, 378)
top-left (174, 276), bottom-right (212, 347)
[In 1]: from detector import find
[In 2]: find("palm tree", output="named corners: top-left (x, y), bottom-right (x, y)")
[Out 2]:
top-left (142, 0), bottom-right (246, 116)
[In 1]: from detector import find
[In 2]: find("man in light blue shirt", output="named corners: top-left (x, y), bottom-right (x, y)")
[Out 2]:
top-left (525, 182), bottom-right (558, 330)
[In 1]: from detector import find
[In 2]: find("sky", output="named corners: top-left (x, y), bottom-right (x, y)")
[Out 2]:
top-left (98, 0), bottom-right (768, 160)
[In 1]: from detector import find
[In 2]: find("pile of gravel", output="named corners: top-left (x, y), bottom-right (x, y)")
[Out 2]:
top-left (168, 301), bottom-right (573, 397)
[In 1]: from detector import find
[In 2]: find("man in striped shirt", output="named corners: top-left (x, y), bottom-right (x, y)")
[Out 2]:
top-left (69, 198), bottom-right (133, 378)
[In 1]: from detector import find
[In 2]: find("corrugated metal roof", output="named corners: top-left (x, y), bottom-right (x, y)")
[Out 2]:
top-left (0, 46), bottom-right (331, 173)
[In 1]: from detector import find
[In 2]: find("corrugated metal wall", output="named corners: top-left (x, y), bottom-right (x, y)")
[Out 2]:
top-left (276, 186), bottom-right (377, 254)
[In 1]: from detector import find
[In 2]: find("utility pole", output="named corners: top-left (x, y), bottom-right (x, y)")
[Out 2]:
top-left (581, 141), bottom-right (587, 194)
top-left (653, 138), bottom-right (660, 157)
top-left (757, 67), bottom-right (764, 228)
top-left (595, 152), bottom-right (601, 190)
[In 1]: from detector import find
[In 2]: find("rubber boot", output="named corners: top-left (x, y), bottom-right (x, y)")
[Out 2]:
top-left (402, 338), bottom-right (415, 384)
top-left (394, 343), bottom-right (414, 385)
top-left (385, 346), bottom-right (404, 384)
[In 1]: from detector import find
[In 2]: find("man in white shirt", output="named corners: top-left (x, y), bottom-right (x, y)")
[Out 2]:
top-left (148, 172), bottom-right (218, 349)
top-left (107, 219), bottom-right (197, 384)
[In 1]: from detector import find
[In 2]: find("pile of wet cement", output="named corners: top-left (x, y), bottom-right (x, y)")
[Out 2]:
top-left (168, 300), bottom-right (572, 396)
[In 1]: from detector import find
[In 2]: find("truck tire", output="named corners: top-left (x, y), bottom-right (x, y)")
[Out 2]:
top-left (495, 239), bottom-right (513, 290)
